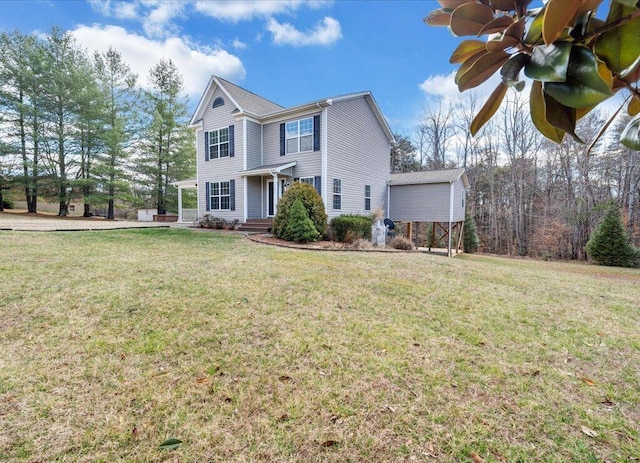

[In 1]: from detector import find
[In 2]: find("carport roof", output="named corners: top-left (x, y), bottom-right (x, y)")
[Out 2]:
top-left (389, 168), bottom-right (469, 188)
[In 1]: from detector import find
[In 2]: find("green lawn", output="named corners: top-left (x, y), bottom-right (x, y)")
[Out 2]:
top-left (1, 229), bottom-right (638, 462)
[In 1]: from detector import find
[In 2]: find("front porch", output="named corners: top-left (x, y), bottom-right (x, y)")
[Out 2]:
top-left (240, 161), bottom-right (297, 220)
top-left (172, 178), bottom-right (198, 223)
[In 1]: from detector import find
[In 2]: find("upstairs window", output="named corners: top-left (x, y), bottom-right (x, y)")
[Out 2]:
top-left (212, 96), bottom-right (225, 108)
top-left (286, 117), bottom-right (313, 154)
top-left (208, 127), bottom-right (229, 159)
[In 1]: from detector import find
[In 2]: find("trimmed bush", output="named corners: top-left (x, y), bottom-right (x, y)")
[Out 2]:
top-left (330, 215), bottom-right (373, 243)
top-left (284, 198), bottom-right (320, 243)
top-left (272, 182), bottom-right (327, 240)
top-left (585, 205), bottom-right (639, 268)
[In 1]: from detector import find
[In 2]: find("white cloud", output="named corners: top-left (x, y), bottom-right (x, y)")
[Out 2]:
top-left (232, 38), bottom-right (247, 50)
top-left (193, 0), bottom-right (331, 23)
top-left (142, 1), bottom-right (186, 37)
top-left (71, 24), bottom-right (246, 98)
top-left (267, 16), bottom-right (341, 47)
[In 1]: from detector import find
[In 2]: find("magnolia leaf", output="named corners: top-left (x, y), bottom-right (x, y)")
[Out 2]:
top-left (542, 0), bottom-right (583, 45)
top-left (524, 7), bottom-right (545, 44)
top-left (543, 90), bottom-right (584, 143)
top-left (490, 0), bottom-right (516, 11)
top-left (449, 40), bottom-right (487, 64)
top-left (471, 82), bottom-right (508, 135)
top-left (438, 0), bottom-right (475, 9)
top-left (455, 50), bottom-right (488, 84)
top-left (612, 0), bottom-right (640, 8)
top-left (449, 2), bottom-right (495, 36)
top-left (525, 41), bottom-right (572, 82)
top-left (619, 54), bottom-right (640, 83)
top-left (159, 438), bottom-right (183, 450)
top-left (629, 96), bottom-right (640, 116)
top-left (486, 18), bottom-right (525, 51)
top-left (530, 80), bottom-right (565, 143)
top-left (515, 0), bottom-right (533, 17)
top-left (457, 51), bottom-right (510, 91)
top-left (621, 113), bottom-right (640, 150)
top-left (544, 46), bottom-right (613, 108)
top-left (501, 53), bottom-right (529, 87)
top-left (580, 426), bottom-right (599, 438)
top-left (594, 2), bottom-right (640, 73)
top-left (424, 9), bottom-right (452, 27)
top-left (477, 15), bottom-right (514, 35)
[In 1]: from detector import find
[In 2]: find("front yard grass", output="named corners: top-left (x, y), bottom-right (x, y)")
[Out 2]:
top-left (0, 228), bottom-right (638, 462)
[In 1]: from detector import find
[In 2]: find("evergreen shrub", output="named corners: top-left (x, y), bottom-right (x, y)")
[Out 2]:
top-left (330, 215), bottom-right (373, 243)
top-left (272, 183), bottom-right (327, 240)
top-left (284, 198), bottom-right (320, 243)
top-left (585, 205), bottom-right (639, 268)
top-left (463, 213), bottom-right (480, 253)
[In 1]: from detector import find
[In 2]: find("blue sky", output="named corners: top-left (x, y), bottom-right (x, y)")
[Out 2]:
top-left (0, 0), bottom-right (468, 133)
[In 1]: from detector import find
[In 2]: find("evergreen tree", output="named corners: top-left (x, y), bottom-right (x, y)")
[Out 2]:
top-left (284, 198), bottom-right (320, 243)
top-left (463, 213), bottom-right (480, 253)
top-left (272, 182), bottom-right (327, 240)
top-left (585, 205), bottom-right (639, 268)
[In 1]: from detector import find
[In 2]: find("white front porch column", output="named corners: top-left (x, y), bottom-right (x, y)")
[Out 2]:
top-left (272, 172), bottom-right (279, 216)
top-left (177, 187), bottom-right (183, 223)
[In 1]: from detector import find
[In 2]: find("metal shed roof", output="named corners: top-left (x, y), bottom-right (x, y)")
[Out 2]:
top-left (389, 168), bottom-right (469, 188)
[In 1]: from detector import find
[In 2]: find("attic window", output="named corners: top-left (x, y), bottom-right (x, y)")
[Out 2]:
top-left (212, 97), bottom-right (225, 108)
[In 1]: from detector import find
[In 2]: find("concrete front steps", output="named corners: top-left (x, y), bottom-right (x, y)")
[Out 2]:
top-left (238, 218), bottom-right (272, 233)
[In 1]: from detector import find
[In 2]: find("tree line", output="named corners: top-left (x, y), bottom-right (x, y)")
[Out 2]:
top-left (0, 28), bottom-right (195, 218)
top-left (391, 93), bottom-right (639, 260)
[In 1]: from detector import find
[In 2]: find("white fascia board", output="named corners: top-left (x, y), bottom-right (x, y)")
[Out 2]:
top-left (189, 76), bottom-right (216, 126)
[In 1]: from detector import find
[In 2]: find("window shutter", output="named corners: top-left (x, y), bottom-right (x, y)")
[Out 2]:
top-left (280, 123), bottom-right (285, 156)
top-left (293, 177), bottom-right (299, 182)
top-left (229, 179), bottom-right (235, 211)
top-left (204, 131), bottom-right (209, 161)
top-left (314, 176), bottom-right (321, 196)
top-left (313, 115), bottom-right (320, 151)
top-left (205, 182), bottom-right (210, 211)
top-left (229, 125), bottom-right (235, 157)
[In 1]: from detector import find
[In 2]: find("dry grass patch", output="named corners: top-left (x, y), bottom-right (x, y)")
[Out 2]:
top-left (0, 229), bottom-right (638, 462)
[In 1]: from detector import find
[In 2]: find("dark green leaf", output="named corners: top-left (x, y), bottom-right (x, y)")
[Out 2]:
top-left (159, 438), bottom-right (183, 450)
top-left (449, 2), bottom-right (495, 36)
top-left (621, 113), bottom-right (640, 150)
top-left (501, 53), bottom-right (529, 87)
top-left (612, 0), bottom-right (640, 7)
top-left (544, 46), bottom-right (613, 108)
top-left (594, 2), bottom-right (640, 74)
top-left (530, 80), bottom-right (565, 143)
top-left (543, 91), bottom-right (584, 143)
top-left (524, 42), bottom-right (572, 82)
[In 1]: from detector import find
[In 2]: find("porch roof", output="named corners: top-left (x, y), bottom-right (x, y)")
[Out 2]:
top-left (239, 161), bottom-right (297, 177)
top-left (172, 177), bottom-right (197, 188)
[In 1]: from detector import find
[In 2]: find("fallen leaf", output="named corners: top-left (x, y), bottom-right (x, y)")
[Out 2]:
top-left (601, 396), bottom-right (616, 406)
top-left (597, 331), bottom-right (605, 336)
top-left (320, 439), bottom-right (339, 448)
top-left (196, 377), bottom-right (211, 385)
top-left (531, 370), bottom-right (541, 376)
top-left (469, 451), bottom-right (485, 463)
top-left (131, 426), bottom-right (139, 438)
top-left (581, 425), bottom-right (599, 438)
top-left (580, 377), bottom-right (596, 386)
top-left (159, 437), bottom-right (182, 450)
top-left (223, 397), bottom-right (233, 403)
top-left (278, 375), bottom-right (292, 382)
top-left (276, 413), bottom-right (289, 423)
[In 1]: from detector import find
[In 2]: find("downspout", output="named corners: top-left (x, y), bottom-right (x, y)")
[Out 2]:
top-left (320, 102), bottom-right (329, 215)
top-left (448, 180), bottom-right (454, 257)
top-left (243, 118), bottom-right (248, 222)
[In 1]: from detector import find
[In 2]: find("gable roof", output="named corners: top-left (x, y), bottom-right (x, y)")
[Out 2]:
top-left (190, 77), bottom-right (395, 143)
top-left (190, 76), bottom-right (283, 125)
top-left (389, 168), bottom-right (469, 188)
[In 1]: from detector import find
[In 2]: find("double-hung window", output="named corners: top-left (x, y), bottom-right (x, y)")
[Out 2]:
top-left (208, 127), bottom-right (229, 159)
top-left (210, 181), bottom-right (230, 210)
top-left (332, 179), bottom-right (342, 210)
top-left (286, 117), bottom-right (313, 154)
top-left (364, 185), bottom-right (371, 211)
top-left (299, 177), bottom-right (314, 186)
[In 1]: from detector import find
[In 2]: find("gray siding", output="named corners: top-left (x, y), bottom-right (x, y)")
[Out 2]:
top-left (197, 85), bottom-right (244, 220)
top-left (326, 97), bottom-right (390, 219)
top-left (246, 120), bottom-right (262, 169)
top-left (389, 180), bottom-right (466, 222)
top-left (246, 177), bottom-right (262, 218)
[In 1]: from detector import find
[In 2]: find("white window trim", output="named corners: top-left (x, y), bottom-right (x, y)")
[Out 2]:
top-left (285, 117), bottom-right (314, 155)
top-left (332, 178), bottom-right (342, 210)
top-left (210, 181), bottom-right (231, 211)
top-left (208, 127), bottom-right (230, 159)
top-left (299, 176), bottom-right (314, 185)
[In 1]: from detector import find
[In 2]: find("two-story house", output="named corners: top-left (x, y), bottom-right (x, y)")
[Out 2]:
top-left (187, 76), bottom-right (394, 226)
